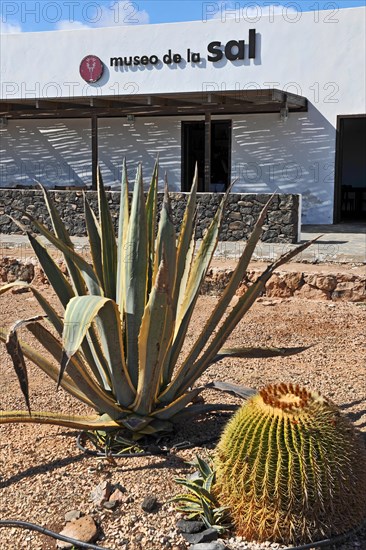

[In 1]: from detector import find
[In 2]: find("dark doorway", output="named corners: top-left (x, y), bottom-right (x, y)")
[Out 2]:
top-left (335, 116), bottom-right (366, 222)
top-left (182, 120), bottom-right (231, 192)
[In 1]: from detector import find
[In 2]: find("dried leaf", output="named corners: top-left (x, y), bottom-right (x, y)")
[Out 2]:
top-left (5, 315), bottom-right (45, 414)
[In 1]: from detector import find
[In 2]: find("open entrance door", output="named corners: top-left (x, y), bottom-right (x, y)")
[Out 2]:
top-left (335, 116), bottom-right (366, 222)
top-left (182, 120), bottom-right (231, 192)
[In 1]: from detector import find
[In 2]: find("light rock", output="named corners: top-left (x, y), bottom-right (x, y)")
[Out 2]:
top-left (109, 487), bottom-right (126, 504)
top-left (229, 211), bottom-right (242, 220)
top-left (57, 515), bottom-right (98, 549)
top-left (283, 272), bottom-right (304, 290)
top-left (228, 221), bottom-right (244, 230)
top-left (189, 541), bottom-right (229, 550)
top-left (90, 480), bottom-right (113, 506)
top-left (265, 274), bottom-right (292, 298)
top-left (64, 510), bottom-right (82, 522)
top-left (332, 281), bottom-right (366, 302)
top-left (235, 283), bottom-right (248, 298)
top-left (305, 274), bottom-right (337, 291)
top-left (295, 284), bottom-right (330, 301)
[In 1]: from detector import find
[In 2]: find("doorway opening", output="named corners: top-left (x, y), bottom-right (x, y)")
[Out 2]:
top-left (335, 116), bottom-right (366, 222)
top-left (181, 120), bottom-right (231, 192)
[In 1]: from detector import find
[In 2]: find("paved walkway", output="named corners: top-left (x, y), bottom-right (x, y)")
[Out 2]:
top-left (1, 223), bottom-right (365, 265)
top-left (214, 224), bottom-right (366, 265)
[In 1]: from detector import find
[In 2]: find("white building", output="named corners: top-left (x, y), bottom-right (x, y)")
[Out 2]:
top-left (0, 6), bottom-right (365, 224)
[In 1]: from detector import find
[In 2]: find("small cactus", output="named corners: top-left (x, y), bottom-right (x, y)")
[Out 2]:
top-left (214, 383), bottom-right (366, 544)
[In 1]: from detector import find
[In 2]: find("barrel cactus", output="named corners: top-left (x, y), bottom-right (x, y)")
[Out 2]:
top-left (214, 383), bottom-right (366, 544)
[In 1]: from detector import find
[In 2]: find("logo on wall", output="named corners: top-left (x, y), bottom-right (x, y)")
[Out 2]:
top-left (80, 55), bottom-right (104, 83)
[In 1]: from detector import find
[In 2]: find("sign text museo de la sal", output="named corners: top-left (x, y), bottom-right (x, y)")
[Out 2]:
top-left (110, 29), bottom-right (257, 67)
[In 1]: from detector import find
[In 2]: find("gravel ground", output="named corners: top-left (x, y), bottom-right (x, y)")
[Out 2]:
top-left (0, 288), bottom-right (365, 550)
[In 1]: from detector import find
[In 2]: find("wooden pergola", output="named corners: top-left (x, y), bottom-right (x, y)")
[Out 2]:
top-left (0, 89), bottom-right (307, 190)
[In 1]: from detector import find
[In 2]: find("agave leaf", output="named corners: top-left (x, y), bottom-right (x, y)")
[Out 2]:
top-left (84, 194), bottom-right (104, 287)
top-left (174, 228), bottom-right (195, 328)
top-left (196, 456), bottom-right (214, 480)
top-left (0, 279), bottom-right (110, 390)
top-left (133, 256), bottom-right (174, 416)
top-left (29, 287), bottom-right (64, 335)
top-left (5, 318), bottom-right (43, 414)
top-left (116, 158), bottom-right (130, 311)
top-left (177, 236), bottom-right (321, 396)
top-left (120, 414), bottom-right (153, 432)
top-left (178, 195), bottom-right (273, 371)
top-left (37, 182), bottom-right (73, 246)
top-left (152, 388), bottom-right (202, 420)
top-left (145, 157), bottom-right (159, 294)
top-left (98, 167), bottom-right (117, 300)
top-left (0, 327), bottom-right (95, 408)
top-left (27, 233), bottom-right (74, 308)
top-left (171, 494), bottom-right (202, 506)
top-left (133, 417), bottom-right (173, 436)
top-left (206, 381), bottom-right (256, 400)
top-left (159, 185), bottom-right (232, 404)
top-left (84, 327), bottom-right (113, 391)
top-left (152, 177), bottom-right (177, 291)
top-left (124, 164), bottom-right (148, 387)
top-left (150, 184), bottom-right (177, 388)
top-left (0, 282), bottom-right (28, 295)
top-left (201, 498), bottom-right (215, 525)
top-left (26, 222), bottom-right (111, 387)
top-left (0, 282), bottom-right (62, 335)
top-left (174, 479), bottom-right (216, 504)
top-left (173, 164), bottom-right (198, 311)
top-left (0, 410), bottom-right (122, 430)
top-left (16, 211), bottom-right (102, 296)
top-left (177, 179), bottom-right (234, 327)
top-left (25, 322), bottom-right (123, 416)
top-left (62, 296), bottom-right (135, 406)
top-left (37, 183), bottom-right (89, 297)
top-left (203, 471), bottom-right (215, 493)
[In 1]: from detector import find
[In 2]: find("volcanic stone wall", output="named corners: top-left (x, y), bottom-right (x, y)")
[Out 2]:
top-left (0, 190), bottom-right (300, 243)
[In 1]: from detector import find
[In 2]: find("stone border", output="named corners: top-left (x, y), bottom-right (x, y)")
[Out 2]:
top-left (203, 267), bottom-right (366, 303)
top-left (0, 190), bottom-right (300, 243)
top-left (1, 259), bottom-right (365, 302)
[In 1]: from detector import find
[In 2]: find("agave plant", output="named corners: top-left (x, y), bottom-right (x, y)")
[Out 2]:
top-left (172, 456), bottom-right (230, 533)
top-left (0, 161), bottom-right (316, 436)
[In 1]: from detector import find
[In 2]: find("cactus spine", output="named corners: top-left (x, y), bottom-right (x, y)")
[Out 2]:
top-left (214, 383), bottom-right (366, 544)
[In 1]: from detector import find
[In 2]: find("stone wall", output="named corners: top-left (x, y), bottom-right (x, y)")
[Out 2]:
top-left (0, 190), bottom-right (300, 243)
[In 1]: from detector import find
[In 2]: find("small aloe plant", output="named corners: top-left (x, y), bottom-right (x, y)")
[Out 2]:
top-left (0, 160), bottom-right (316, 436)
top-left (172, 456), bottom-right (230, 533)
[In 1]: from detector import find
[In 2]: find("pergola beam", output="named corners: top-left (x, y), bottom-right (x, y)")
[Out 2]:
top-left (0, 89), bottom-right (308, 119)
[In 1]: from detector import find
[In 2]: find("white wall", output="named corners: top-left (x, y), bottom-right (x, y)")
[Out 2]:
top-left (98, 117), bottom-right (182, 188)
top-left (0, 119), bottom-right (91, 187)
top-left (230, 106), bottom-right (336, 224)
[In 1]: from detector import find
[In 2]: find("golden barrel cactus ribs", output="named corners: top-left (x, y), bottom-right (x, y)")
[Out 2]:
top-left (214, 383), bottom-right (366, 545)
